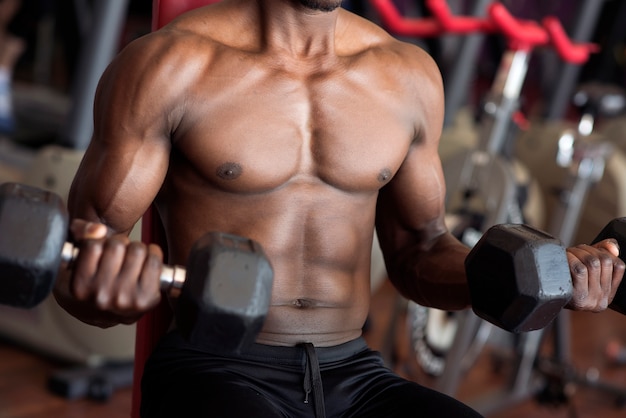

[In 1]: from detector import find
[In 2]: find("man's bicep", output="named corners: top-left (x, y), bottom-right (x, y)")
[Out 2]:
top-left (376, 144), bottom-right (448, 253)
top-left (380, 45), bottom-right (447, 241)
top-left (386, 47), bottom-right (447, 248)
top-left (68, 38), bottom-right (177, 233)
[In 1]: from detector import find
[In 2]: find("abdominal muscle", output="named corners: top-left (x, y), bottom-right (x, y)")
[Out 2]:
top-left (162, 200), bottom-right (375, 348)
top-left (257, 274), bottom-right (372, 347)
top-left (162, 194), bottom-right (376, 347)
top-left (159, 168), bottom-right (380, 348)
top-left (252, 207), bottom-right (375, 347)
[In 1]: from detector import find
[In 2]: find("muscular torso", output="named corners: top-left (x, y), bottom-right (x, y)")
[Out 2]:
top-left (75, 2), bottom-right (441, 347)
top-left (159, 45), bottom-right (417, 346)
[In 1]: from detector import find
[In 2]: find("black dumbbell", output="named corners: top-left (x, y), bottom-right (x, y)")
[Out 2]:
top-left (466, 219), bottom-right (626, 333)
top-left (0, 182), bottom-right (274, 353)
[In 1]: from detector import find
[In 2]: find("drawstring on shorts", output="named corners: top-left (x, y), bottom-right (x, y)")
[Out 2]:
top-left (300, 342), bottom-right (326, 418)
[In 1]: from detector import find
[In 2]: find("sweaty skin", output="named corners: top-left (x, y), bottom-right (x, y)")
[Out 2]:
top-left (54, 0), bottom-right (624, 347)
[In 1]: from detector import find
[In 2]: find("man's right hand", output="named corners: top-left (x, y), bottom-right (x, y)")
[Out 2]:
top-left (54, 219), bottom-right (164, 327)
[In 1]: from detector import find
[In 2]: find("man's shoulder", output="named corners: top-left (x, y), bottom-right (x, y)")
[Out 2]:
top-left (95, 24), bottom-right (220, 116)
top-left (338, 11), bottom-right (444, 139)
top-left (109, 18), bottom-right (224, 86)
top-left (153, 3), bottom-right (248, 53)
top-left (339, 10), bottom-right (438, 73)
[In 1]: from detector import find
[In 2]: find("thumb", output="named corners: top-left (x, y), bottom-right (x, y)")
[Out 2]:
top-left (596, 238), bottom-right (620, 258)
top-left (69, 219), bottom-right (108, 241)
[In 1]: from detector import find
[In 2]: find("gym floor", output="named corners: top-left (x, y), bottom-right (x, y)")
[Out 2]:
top-left (0, 278), bottom-right (625, 417)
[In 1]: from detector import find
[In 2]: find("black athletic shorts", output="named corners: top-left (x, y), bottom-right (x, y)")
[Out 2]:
top-left (141, 330), bottom-right (483, 418)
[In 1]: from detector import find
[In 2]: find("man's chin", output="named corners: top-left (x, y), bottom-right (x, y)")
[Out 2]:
top-left (298, 0), bottom-right (342, 12)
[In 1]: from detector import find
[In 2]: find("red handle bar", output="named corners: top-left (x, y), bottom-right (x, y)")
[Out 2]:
top-left (370, 0), bottom-right (441, 37)
top-left (370, 0), bottom-right (597, 63)
top-left (543, 16), bottom-right (600, 64)
top-left (488, 3), bottom-right (548, 49)
top-left (426, 0), bottom-right (490, 33)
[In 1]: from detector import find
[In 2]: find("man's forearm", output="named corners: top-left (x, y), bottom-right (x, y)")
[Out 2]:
top-left (387, 232), bottom-right (471, 311)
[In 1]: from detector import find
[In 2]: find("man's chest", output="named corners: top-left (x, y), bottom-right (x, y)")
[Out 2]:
top-left (174, 70), bottom-right (416, 193)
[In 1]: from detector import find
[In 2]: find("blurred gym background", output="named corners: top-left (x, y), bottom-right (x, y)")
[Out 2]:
top-left (1, 0), bottom-right (626, 417)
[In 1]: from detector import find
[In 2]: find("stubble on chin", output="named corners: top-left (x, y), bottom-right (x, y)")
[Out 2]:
top-left (298, 0), bottom-right (342, 12)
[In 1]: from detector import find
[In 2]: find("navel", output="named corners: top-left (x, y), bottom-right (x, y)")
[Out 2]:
top-left (216, 162), bottom-right (242, 180)
top-left (377, 168), bottom-right (392, 183)
top-left (293, 299), bottom-right (315, 309)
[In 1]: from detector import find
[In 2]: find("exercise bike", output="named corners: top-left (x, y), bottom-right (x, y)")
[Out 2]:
top-left (370, 1), bottom-right (626, 414)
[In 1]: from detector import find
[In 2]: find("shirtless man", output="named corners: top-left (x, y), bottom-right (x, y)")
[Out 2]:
top-left (53, 0), bottom-right (624, 416)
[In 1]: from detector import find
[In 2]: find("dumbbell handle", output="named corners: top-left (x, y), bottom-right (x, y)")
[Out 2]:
top-left (60, 242), bottom-right (187, 298)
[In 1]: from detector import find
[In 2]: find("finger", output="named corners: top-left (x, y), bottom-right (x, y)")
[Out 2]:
top-left (568, 244), bottom-right (614, 311)
top-left (567, 246), bottom-right (592, 304)
top-left (610, 256), bottom-right (626, 302)
top-left (596, 249), bottom-right (617, 310)
top-left (113, 241), bottom-right (150, 310)
top-left (583, 244), bottom-right (621, 309)
top-left (93, 236), bottom-right (130, 309)
top-left (71, 238), bottom-right (104, 300)
top-left (136, 244), bottom-right (164, 310)
top-left (582, 240), bottom-right (623, 303)
top-left (114, 242), bottom-right (163, 311)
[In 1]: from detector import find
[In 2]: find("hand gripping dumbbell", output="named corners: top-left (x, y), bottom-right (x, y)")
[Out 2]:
top-left (0, 182), bottom-right (274, 353)
top-left (465, 219), bottom-right (626, 333)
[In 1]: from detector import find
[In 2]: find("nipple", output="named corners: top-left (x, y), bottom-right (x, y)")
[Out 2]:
top-left (377, 168), bottom-right (392, 183)
top-left (216, 162), bottom-right (242, 180)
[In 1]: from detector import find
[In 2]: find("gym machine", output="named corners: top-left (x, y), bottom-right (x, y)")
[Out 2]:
top-left (370, 0), bottom-right (626, 414)
top-left (372, 0), bottom-right (589, 380)
top-left (455, 82), bottom-right (626, 416)
top-left (0, 0), bottom-right (139, 401)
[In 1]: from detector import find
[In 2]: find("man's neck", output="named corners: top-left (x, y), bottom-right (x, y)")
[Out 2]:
top-left (255, 0), bottom-right (341, 58)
